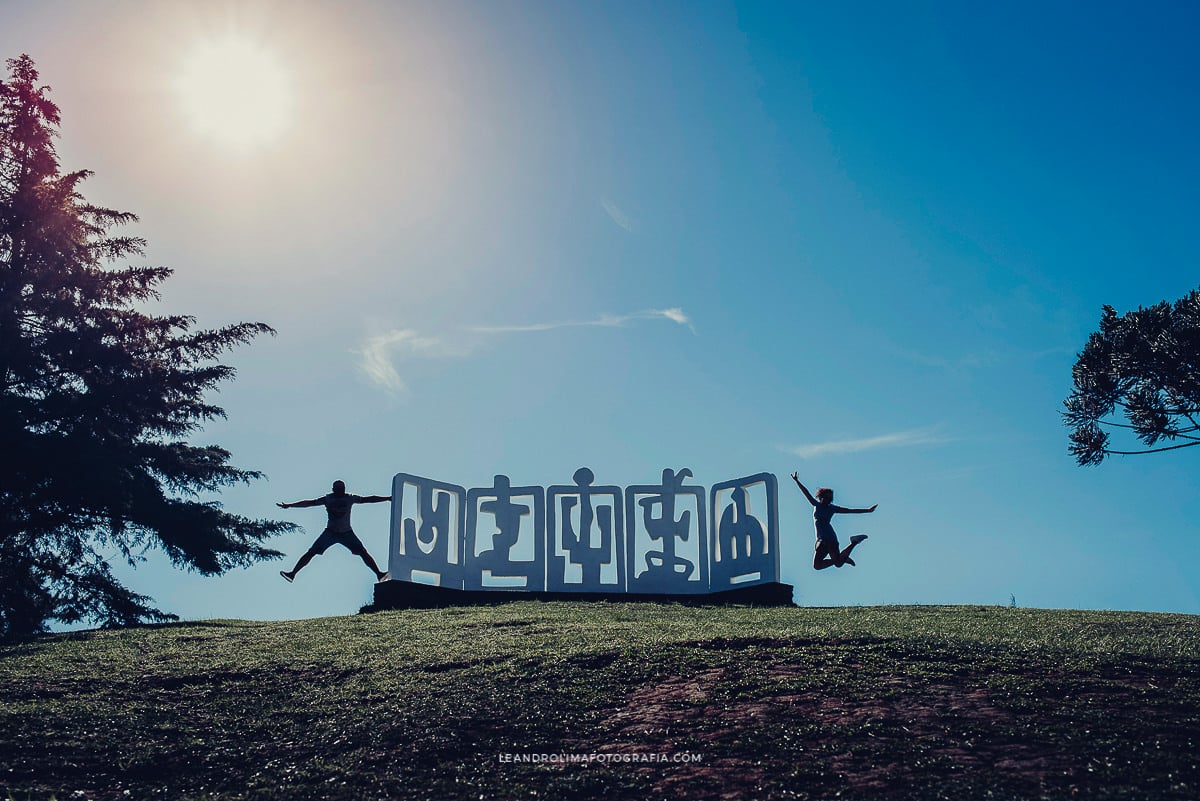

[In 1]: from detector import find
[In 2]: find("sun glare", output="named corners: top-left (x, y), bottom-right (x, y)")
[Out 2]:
top-left (175, 37), bottom-right (293, 150)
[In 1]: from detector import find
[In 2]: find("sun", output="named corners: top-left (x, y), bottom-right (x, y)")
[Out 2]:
top-left (175, 37), bottom-right (293, 150)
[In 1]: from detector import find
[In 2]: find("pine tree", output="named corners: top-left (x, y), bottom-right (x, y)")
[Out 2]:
top-left (1064, 289), bottom-right (1200, 465)
top-left (0, 54), bottom-right (293, 638)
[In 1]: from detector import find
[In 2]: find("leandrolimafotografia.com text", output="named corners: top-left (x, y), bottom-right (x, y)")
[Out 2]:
top-left (497, 752), bottom-right (704, 765)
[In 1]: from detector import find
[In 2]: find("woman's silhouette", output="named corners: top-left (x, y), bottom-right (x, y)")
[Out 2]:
top-left (791, 472), bottom-right (876, 570)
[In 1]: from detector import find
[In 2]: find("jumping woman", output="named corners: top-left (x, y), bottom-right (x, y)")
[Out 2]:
top-left (791, 472), bottom-right (877, 570)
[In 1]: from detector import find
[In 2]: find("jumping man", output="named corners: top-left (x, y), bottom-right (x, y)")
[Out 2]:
top-left (791, 472), bottom-right (877, 570)
top-left (277, 480), bottom-right (391, 583)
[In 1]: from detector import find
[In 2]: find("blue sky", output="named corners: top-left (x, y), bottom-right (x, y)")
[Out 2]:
top-left (5, 0), bottom-right (1200, 621)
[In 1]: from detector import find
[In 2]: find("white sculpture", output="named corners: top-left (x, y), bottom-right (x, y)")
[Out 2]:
top-left (546, 468), bottom-right (625, 592)
top-left (389, 473), bottom-right (465, 589)
top-left (625, 468), bottom-right (708, 594)
top-left (389, 468), bottom-right (779, 594)
top-left (710, 473), bottom-right (779, 590)
top-left (464, 475), bottom-right (545, 592)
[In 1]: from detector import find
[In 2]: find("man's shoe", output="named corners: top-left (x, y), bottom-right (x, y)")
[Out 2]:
top-left (850, 534), bottom-right (868, 545)
top-left (280, 570), bottom-right (294, 583)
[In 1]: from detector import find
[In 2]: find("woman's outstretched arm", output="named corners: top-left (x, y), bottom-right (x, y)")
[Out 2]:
top-left (831, 503), bottom-right (878, 514)
top-left (790, 472), bottom-right (818, 507)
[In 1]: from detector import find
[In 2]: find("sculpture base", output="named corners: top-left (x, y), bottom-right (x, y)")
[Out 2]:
top-left (364, 579), bottom-right (794, 612)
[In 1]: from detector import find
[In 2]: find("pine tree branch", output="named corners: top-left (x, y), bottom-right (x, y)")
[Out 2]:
top-left (1105, 441), bottom-right (1200, 456)
top-left (1096, 419), bottom-right (1200, 439)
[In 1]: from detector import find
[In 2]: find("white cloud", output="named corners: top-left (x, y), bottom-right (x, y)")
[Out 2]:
top-left (657, 307), bottom-right (689, 325)
top-left (470, 308), bottom-right (693, 335)
top-left (781, 428), bottom-right (950, 459)
top-left (601, 198), bottom-right (633, 232)
top-left (358, 329), bottom-right (461, 394)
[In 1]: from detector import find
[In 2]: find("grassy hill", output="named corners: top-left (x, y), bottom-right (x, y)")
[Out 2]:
top-left (2, 603), bottom-right (1198, 800)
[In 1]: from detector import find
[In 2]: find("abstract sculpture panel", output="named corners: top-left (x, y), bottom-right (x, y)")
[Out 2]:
top-left (389, 468), bottom-right (779, 594)
top-left (709, 473), bottom-right (778, 591)
top-left (546, 468), bottom-right (625, 592)
top-left (464, 476), bottom-right (545, 592)
top-left (625, 468), bottom-right (708, 594)
top-left (390, 473), bottom-right (466, 589)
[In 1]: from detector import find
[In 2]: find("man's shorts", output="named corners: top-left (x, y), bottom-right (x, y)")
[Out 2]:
top-left (309, 528), bottom-right (367, 555)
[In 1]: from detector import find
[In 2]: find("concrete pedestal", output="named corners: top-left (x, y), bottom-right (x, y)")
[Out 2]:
top-left (364, 579), bottom-right (795, 611)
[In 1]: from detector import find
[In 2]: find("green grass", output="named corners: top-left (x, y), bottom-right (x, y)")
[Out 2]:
top-left (2, 603), bottom-right (1199, 800)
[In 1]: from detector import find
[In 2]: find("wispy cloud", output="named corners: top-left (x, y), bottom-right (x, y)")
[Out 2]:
top-left (601, 198), bottom-right (633, 232)
top-left (470, 308), bottom-right (694, 335)
top-left (358, 329), bottom-right (462, 395)
top-left (360, 307), bottom-right (693, 393)
top-left (780, 428), bottom-right (951, 459)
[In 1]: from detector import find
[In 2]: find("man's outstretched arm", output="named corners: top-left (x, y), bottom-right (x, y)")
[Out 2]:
top-left (360, 495), bottom-right (392, 503)
top-left (277, 498), bottom-right (325, 509)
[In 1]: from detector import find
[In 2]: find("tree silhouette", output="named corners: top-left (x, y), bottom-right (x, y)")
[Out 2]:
top-left (0, 55), bottom-right (293, 638)
top-left (1064, 288), bottom-right (1200, 466)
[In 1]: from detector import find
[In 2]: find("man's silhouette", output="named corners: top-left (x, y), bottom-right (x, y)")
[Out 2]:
top-left (277, 480), bottom-right (390, 582)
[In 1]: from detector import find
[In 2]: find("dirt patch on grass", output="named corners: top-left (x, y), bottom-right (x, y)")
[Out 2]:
top-left (563, 663), bottom-right (1087, 800)
top-left (606, 668), bottom-right (723, 734)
